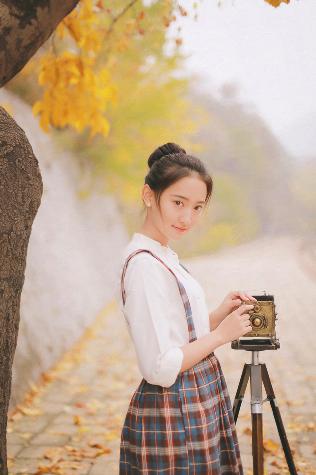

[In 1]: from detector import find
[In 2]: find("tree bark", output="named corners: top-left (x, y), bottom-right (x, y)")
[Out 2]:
top-left (0, 0), bottom-right (79, 87)
top-left (0, 107), bottom-right (43, 473)
top-left (0, 2), bottom-right (80, 471)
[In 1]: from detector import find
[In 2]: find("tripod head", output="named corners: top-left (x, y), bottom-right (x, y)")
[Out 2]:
top-left (231, 337), bottom-right (280, 351)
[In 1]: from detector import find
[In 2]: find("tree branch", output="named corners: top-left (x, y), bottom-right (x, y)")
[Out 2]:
top-left (0, 0), bottom-right (80, 87)
top-left (106, 0), bottom-right (139, 36)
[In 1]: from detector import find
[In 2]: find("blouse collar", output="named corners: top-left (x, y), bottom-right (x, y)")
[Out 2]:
top-left (131, 232), bottom-right (179, 263)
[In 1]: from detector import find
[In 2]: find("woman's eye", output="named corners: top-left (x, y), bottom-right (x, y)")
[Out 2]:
top-left (174, 200), bottom-right (183, 206)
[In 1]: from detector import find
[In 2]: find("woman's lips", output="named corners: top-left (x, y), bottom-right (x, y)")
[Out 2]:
top-left (173, 225), bottom-right (188, 232)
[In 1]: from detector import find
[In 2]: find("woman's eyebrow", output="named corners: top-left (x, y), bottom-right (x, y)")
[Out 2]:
top-left (171, 194), bottom-right (205, 204)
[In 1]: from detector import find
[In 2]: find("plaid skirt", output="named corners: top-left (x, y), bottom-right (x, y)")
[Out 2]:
top-left (120, 248), bottom-right (243, 474)
top-left (120, 352), bottom-right (243, 474)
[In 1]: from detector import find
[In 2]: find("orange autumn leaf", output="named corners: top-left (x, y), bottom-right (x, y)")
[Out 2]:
top-left (43, 447), bottom-right (64, 460)
top-left (137, 10), bottom-right (145, 21)
top-left (74, 401), bottom-right (87, 408)
top-left (178, 5), bottom-right (188, 16)
top-left (35, 464), bottom-right (63, 475)
top-left (271, 459), bottom-right (285, 468)
top-left (265, 0), bottom-right (290, 7)
top-left (73, 414), bottom-right (81, 425)
top-left (88, 441), bottom-right (112, 455)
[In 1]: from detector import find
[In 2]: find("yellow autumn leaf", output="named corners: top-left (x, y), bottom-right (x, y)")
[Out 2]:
top-left (263, 438), bottom-right (280, 455)
top-left (57, 0), bottom-right (102, 53)
top-left (104, 430), bottom-right (120, 441)
top-left (0, 102), bottom-right (14, 115)
top-left (77, 425), bottom-right (91, 433)
top-left (39, 112), bottom-right (50, 132)
top-left (19, 407), bottom-right (43, 416)
top-left (34, 50), bottom-right (115, 136)
top-left (95, 447), bottom-right (112, 456)
top-left (19, 432), bottom-right (33, 439)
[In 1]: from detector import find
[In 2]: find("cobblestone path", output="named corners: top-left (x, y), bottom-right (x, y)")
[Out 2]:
top-left (8, 236), bottom-right (316, 474)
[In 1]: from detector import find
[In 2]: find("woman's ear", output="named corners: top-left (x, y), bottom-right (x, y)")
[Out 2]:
top-left (142, 184), bottom-right (153, 207)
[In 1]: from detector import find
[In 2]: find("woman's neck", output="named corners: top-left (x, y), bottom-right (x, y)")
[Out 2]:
top-left (138, 223), bottom-right (169, 247)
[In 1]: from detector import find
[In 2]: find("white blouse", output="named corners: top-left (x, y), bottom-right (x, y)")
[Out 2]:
top-left (115, 232), bottom-right (211, 388)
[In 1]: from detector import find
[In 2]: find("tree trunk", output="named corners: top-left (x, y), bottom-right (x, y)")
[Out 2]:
top-left (0, 107), bottom-right (43, 474)
top-left (0, 2), bottom-right (80, 471)
top-left (0, 0), bottom-right (79, 87)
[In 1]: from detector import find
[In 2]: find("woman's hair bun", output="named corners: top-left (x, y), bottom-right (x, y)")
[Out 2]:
top-left (148, 142), bottom-right (186, 168)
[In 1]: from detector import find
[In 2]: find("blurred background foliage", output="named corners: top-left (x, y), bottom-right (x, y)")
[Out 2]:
top-left (6, 0), bottom-right (315, 258)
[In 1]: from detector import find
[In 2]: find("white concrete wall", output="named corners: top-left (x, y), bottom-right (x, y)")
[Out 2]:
top-left (0, 90), bottom-right (128, 407)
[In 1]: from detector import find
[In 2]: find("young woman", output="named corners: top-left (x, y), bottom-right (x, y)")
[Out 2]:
top-left (117, 143), bottom-right (255, 474)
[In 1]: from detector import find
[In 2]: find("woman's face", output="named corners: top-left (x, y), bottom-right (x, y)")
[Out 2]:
top-left (143, 174), bottom-right (208, 243)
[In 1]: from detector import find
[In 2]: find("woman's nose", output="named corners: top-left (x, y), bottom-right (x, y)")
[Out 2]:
top-left (180, 210), bottom-right (193, 227)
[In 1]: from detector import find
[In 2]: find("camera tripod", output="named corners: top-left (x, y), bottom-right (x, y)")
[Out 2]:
top-left (232, 350), bottom-right (297, 475)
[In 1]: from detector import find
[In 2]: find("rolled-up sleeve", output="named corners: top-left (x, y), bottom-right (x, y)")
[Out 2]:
top-left (123, 253), bottom-right (184, 388)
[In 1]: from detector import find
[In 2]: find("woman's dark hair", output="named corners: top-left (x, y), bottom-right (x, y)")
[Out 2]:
top-left (144, 142), bottom-right (213, 210)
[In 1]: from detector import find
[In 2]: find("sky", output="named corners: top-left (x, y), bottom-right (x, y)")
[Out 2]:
top-left (169, 0), bottom-right (316, 158)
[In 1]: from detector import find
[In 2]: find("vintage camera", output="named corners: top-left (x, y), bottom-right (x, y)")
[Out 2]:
top-left (231, 293), bottom-right (280, 351)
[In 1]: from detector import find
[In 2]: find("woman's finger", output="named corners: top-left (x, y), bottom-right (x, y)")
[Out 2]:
top-left (246, 294), bottom-right (257, 302)
top-left (237, 291), bottom-right (257, 302)
top-left (241, 313), bottom-right (251, 321)
top-left (238, 292), bottom-right (250, 301)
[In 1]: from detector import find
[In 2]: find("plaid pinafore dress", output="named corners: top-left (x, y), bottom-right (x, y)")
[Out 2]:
top-left (120, 249), bottom-right (243, 474)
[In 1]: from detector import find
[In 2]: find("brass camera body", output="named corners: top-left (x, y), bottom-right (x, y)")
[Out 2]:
top-left (231, 294), bottom-right (280, 351)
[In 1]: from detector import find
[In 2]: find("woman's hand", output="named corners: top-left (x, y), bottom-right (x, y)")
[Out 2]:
top-left (209, 291), bottom-right (257, 330)
top-left (215, 303), bottom-right (254, 345)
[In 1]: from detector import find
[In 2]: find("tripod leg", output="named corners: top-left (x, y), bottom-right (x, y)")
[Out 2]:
top-left (261, 364), bottom-right (298, 475)
top-left (250, 363), bottom-right (264, 475)
top-left (233, 364), bottom-right (250, 423)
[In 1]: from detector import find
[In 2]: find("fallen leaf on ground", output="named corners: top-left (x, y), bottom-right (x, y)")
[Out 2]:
top-left (43, 447), bottom-right (64, 464)
top-left (242, 427), bottom-right (252, 436)
top-left (35, 463), bottom-right (63, 475)
top-left (19, 407), bottom-right (43, 416)
top-left (73, 415), bottom-right (81, 425)
top-left (271, 459), bottom-right (287, 469)
top-left (263, 438), bottom-right (280, 455)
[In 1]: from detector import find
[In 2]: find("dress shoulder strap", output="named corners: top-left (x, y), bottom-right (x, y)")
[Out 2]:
top-left (120, 248), bottom-right (197, 342)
